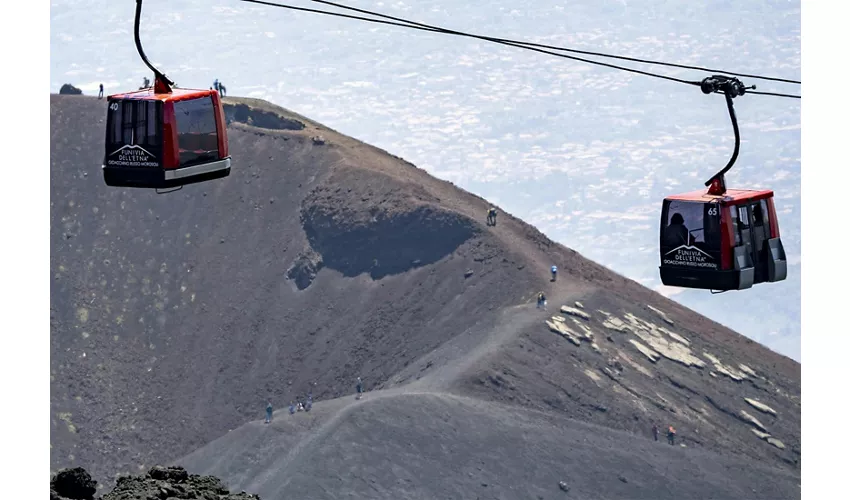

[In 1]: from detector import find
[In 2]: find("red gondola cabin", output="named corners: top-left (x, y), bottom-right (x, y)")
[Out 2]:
top-left (659, 187), bottom-right (787, 291)
top-left (102, 87), bottom-right (231, 189)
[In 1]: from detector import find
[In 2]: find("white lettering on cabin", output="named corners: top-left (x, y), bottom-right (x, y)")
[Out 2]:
top-left (107, 145), bottom-right (160, 168)
top-left (663, 246), bottom-right (718, 269)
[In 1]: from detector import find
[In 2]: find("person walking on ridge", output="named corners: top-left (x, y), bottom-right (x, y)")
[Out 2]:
top-left (98, 83), bottom-right (104, 99)
top-left (486, 207), bottom-right (497, 226)
top-left (356, 377), bottom-right (363, 400)
top-left (667, 425), bottom-right (676, 445)
top-left (265, 399), bottom-right (273, 424)
top-left (536, 291), bottom-right (547, 309)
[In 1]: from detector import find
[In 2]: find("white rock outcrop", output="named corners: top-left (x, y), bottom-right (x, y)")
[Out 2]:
top-left (703, 352), bottom-right (748, 382)
top-left (629, 339), bottom-right (660, 363)
top-left (739, 410), bottom-right (768, 432)
top-left (745, 398), bottom-right (778, 416)
top-left (750, 428), bottom-right (786, 450)
top-left (560, 305), bottom-right (591, 321)
top-left (767, 437), bottom-right (786, 449)
top-left (546, 318), bottom-right (581, 346)
top-left (647, 304), bottom-right (675, 325)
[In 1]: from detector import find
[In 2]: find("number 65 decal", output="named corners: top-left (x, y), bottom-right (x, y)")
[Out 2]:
top-left (707, 206), bottom-right (718, 216)
top-left (109, 102), bottom-right (119, 111)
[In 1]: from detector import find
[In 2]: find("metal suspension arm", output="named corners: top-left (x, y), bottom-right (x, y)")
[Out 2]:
top-left (135, 0), bottom-right (174, 93)
top-left (700, 75), bottom-right (755, 195)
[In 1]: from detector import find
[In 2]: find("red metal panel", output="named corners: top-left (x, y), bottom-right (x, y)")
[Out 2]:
top-left (161, 101), bottom-right (179, 169)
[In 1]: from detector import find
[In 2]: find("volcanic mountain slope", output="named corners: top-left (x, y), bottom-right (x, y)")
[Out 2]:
top-left (178, 287), bottom-right (801, 499)
top-left (50, 94), bottom-right (800, 494)
top-left (179, 392), bottom-right (800, 500)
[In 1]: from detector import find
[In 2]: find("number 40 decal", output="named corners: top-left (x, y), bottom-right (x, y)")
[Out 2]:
top-left (109, 102), bottom-right (119, 111)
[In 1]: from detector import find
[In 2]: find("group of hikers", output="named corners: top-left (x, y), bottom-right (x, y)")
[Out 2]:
top-left (212, 79), bottom-right (227, 96)
top-left (487, 206), bottom-right (559, 310)
top-left (264, 377), bottom-right (363, 423)
top-left (487, 204), bottom-right (683, 448)
top-left (94, 77), bottom-right (228, 100)
top-left (264, 393), bottom-right (311, 423)
top-left (534, 266), bottom-right (557, 308)
top-left (265, 391), bottom-right (314, 423)
top-left (653, 424), bottom-right (677, 445)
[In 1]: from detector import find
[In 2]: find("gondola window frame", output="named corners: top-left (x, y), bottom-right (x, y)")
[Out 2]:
top-left (106, 99), bottom-right (163, 155)
top-left (173, 96), bottom-right (220, 168)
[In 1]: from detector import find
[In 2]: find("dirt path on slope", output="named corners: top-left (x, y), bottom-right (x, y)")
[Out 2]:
top-left (241, 284), bottom-right (593, 492)
top-left (407, 284), bottom-right (593, 392)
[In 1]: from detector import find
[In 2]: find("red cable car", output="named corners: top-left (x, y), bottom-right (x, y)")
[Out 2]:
top-left (102, 0), bottom-right (231, 191)
top-left (659, 76), bottom-right (788, 292)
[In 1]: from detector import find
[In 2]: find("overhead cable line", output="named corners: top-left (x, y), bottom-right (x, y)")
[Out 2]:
top-left (238, 0), bottom-right (801, 98)
top-left (307, 0), bottom-right (800, 86)
top-left (747, 90), bottom-right (801, 99)
top-left (240, 0), bottom-right (700, 87)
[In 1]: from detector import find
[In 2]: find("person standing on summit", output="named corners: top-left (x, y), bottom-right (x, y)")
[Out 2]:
top-left (356, 377), bottom-right (363, 400)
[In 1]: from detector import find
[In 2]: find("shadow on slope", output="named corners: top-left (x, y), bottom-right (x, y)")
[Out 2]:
top-left (223, 102), bottom-right (305, 131)
top-left (179, 392), bottom-right (800, 500)
top-left (294, 167), bottom-right (479, 287)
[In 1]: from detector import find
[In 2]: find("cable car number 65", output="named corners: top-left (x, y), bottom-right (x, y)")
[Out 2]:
top-left (707, 206), bottom-right (718, 216)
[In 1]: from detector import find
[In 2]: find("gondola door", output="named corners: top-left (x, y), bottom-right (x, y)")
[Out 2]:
top-left (753, 199), bottom-right (778, 284)
top-left (731, 200), bottom-right (773, 285)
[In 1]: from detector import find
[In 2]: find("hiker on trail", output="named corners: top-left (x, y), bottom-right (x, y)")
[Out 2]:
top-left (667, 425), bottom-right (676, 445)
top-left (486, 207), bottom-right (497, 226)
top-left (652, 424), bottom-right (659, 441)
top-left (142, 77), bottom-right (150, 89)
top-left (289, 401), bottom-right (296, 415)
top-left (265, 399), bottom-right (273, 424)
top-left (356, 377), bottom-right (363, 400)
top-left (98, 83), bottom-right (104, 99)
top-left (536, 291), bottom-right (547, 309)
top-left (551, 265), bottom-right (558, 282)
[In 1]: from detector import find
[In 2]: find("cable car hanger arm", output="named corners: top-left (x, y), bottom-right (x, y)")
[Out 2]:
top-left (701, 75), bottom-right (755, 195)
top-left (135, 0), bottom-right (174, 93)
